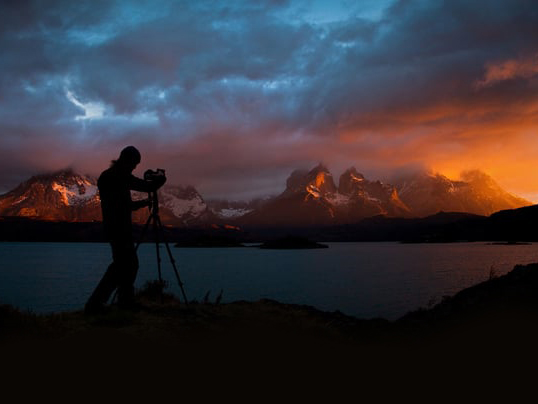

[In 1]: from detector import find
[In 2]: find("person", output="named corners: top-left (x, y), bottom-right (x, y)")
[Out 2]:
top-left (84, 146), bottom-right (166, 315)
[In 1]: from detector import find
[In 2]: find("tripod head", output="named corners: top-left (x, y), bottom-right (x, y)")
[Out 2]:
top-left (144, 168), bottom-right (166, 181)
top-left (144, 168), bottom-right (166, 215)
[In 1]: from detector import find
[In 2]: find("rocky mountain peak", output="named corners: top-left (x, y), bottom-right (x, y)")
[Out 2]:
top-left (309, 163), bottom-right (330, 174)
top-left (285, 169), bottom-right (309, 193)
top-left (338, 167), bottom-right (366, 195)
top-left (283, 164), bottom-right (337, 198)
top-left (306, 164), bottom-right (337, 195)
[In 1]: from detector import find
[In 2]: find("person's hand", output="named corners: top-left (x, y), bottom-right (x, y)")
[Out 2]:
top-left (131, 198), bottom-right (152, 211)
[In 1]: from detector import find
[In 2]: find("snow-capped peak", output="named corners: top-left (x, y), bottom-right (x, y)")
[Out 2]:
top-left (51, 178), bottom-right (98, 206)
top-left (218, 208), bottom-right (253, 219)
top-left (160, 186), bottom-right (207, 218)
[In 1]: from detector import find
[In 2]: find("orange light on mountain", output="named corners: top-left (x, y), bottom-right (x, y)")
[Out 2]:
top-left (315, 172), bottom-right (326, 188)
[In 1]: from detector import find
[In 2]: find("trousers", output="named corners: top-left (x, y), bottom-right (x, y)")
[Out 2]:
top-left (86, 239), bottom-right (139, 307)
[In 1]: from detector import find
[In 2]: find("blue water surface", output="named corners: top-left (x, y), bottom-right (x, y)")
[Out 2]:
top-left (0, 242), bottom-right (536, 320)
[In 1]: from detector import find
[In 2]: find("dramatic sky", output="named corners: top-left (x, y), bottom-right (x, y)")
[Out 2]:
top-left (1, 0), bottom-right (538, 201)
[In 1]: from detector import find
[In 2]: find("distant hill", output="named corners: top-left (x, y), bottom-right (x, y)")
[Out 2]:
top-left (2, 204), bottom-right (537, 243)
top-left (320, 205), bottom-right (538, 243)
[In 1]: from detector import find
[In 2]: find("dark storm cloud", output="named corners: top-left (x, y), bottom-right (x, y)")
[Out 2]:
top-left (1, 0), bottom-right (538, 198)
top-left (302, 0), bottom-right (538, 127)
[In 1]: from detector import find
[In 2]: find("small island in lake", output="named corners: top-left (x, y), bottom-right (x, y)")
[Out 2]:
top-left (258, 236), bottom-right (328, 249)
top-left (486, 241), bottom-right (532, 245)
top-left (175, 235), bottom-right (245, 248)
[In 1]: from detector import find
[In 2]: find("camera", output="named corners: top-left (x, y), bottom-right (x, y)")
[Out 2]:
top-left (144, 168), bottom-right (166, 181)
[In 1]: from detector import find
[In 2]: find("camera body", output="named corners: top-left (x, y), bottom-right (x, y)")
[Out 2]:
top-left (144, 168), bottom-right (166, 181)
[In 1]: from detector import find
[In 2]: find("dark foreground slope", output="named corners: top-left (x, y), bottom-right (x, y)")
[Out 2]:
top-left (3, 273), bottom-right (536, 404)
top-left (4, 268), bottom-right (538, 399)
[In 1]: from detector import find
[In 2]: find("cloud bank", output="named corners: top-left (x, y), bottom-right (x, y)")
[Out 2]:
top-left (1, 0), bottom-right (538, 200)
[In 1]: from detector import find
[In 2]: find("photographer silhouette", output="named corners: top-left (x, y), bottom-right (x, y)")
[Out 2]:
top-left (85, 146), bottom-right (166, 315)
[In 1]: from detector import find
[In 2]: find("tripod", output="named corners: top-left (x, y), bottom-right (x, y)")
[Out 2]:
top-left (135, 191), bottom-right (189, 306)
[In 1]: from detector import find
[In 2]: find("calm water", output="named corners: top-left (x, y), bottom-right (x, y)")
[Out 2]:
top-left (0, 242), bottom-right (537, 320)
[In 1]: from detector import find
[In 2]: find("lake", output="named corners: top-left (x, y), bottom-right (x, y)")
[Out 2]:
top-left (0, 242), bottom-right (536, 320)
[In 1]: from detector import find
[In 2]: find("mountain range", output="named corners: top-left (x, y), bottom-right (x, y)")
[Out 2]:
top-left (0, 166), bottom-right (532, 228)
top-left (0, 169), bottom-right (216, 227)
top-left (235, 164), bottom-right (531, 227)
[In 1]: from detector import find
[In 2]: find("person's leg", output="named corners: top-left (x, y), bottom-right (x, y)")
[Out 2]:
top-left (84, 261), bottom-right (120, 314)
top-left (115, 241), bottom-right (139, 308)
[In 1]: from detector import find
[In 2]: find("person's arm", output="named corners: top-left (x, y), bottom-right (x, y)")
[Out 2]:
top-left (131, 198), bottom-right (151, 211)
top-left (128, 174), bottom-right (166, 193)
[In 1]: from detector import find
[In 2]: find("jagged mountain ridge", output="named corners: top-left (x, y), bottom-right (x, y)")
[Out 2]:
top-left (236, 164), bottom-right (414, 227)
top-left (336, 167), bottom-right (411, 221)
top-left (0, 166), bottom-right (532, 228)
top-left (235, 164), bottom-right (532, 227)
top-left (0, 169), bottom-right (215, 226)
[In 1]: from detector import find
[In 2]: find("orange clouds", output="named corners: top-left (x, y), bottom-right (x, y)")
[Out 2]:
top-left (329, 76), bottom-right (538, 202)
top-left (476, 53), bottom-right (538, 88)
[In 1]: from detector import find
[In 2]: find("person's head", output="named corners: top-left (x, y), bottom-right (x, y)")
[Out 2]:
top-left (113, 146), bottom-right (141, 172)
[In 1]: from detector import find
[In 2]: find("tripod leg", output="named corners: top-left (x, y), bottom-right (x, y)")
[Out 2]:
top-left (153, 214), bottom-right (163, 282)
top-left (135, 213), bottom-right (153, 252)
top-left (155, 215), bottom-right (189, 306)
